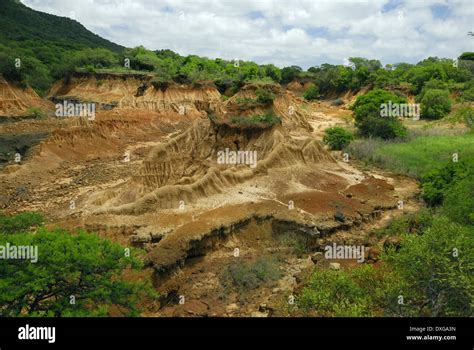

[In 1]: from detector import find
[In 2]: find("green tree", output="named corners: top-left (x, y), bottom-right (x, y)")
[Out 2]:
top-left (416, 79), bottom-right (448, 102)
top-left (351, 89), bottom-right (408, 139)
top-left (263, 64), bottom-right (282, 83)
top-left (280, 66), bottom-right (302, 84)
top-left (383, 217), bottom-right (473, 316)
top-left (421, 161), bottom-right (468, 206)
top-left (0, 213), bottom-right (156, 317)
top-left (349, 57), bottom-right (382, 72)
top-left (420, 89), bottom-right (451, 120)
top-left (323, 127), bottom-right (353, 150)
top-left (303, 85), bottom-right (319, 101)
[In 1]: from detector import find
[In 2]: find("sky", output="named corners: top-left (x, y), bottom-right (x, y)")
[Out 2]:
top-left (22, 0), bottom-right (474, 68)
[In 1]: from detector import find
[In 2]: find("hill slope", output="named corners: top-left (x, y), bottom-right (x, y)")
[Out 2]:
top-left (0, 0), bottom-right (123, 52)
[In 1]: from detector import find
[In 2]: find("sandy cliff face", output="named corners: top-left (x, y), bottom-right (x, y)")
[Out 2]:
top-left (85, 115), bottom-right (335, 214)
top-left (49, 73), bottom-right (221, 119)
top-left (42, 76), bottom-right (353, 216)
top-left (222, 84), bottom-right (313, 132)
top-left (1, 72), bottom-right (420, 317)
top-left (0, 77), bottom-right (54, 117)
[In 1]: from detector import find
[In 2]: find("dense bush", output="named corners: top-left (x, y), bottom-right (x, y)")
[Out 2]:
top-left (322, 127), bottom-right (353, 150)
top-left (442, 174), bottom-right (474, 225)
top-left (0, 0), bottom-right (122, 93)
top-left (374, 208), bottom-right (434, 237)
top-left (281, 66), bottom-right (303, 84)
top-left (383, 216), bottom-right (473, 317)
top-left (351, 89), bottom-right (408, 139)
top-left (298, 215), bottom-right (473, 317)
top-left (416, 79), bottom-right (448, 102)
top-left (303, 85), bottom-right (319, 100)
top-left (448, 106), bottom-right (474, 130)
top-left (421, 161), bottom-right (468, 206)
top-left (359, 116), bottom-right (408, 140)
top-left (461, 86), bottom-right (474, 101)
top-left (26, 107), bottom-right (47, 119)
top-left (298, 265), bottom-right (376, 316)
top-left (0, 212), bottom-right (156, 316)
top-left (0, 211), bottom-right (43, 234)
top-left (255, 88), bottom-right (275, 104)
top-left (0, 50), bottom-right (52, 94)
top-left (72, 48), bottom-right (118, 70)
top-left (420, 89), bottom-right (452, 120)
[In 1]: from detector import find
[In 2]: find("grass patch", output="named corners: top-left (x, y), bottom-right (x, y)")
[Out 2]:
top-left (275, 233), bottom-right (311, 256)
top-left (346, 132), bottom-right (474, 178)
top-left (222, 256), bottom-right (282, 290)
top-left (25, 107), bottom-right (47, 120)
top-left (374, 208), bottom-right (433, 238)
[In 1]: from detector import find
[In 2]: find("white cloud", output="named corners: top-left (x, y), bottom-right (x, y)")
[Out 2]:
top-left (22, 0), bottom-right (474, 68)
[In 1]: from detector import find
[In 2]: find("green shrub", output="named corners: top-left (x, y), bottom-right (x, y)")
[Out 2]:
top-left (26, 107), bottom-right (46, 119)
top-left (416, 79), bottom-right (448, 102)
top-left (224, 256), bottom-right (281, 290)
top-left (358, 115), bottom-right (408, 139)
top-left (461, 86), bottom-right (474, 101)
top-left (73, 48), bottom-right (118, 70)
top-left (255, 88), bottom-right (275, 104)
top-left (420, 89), bottom-right (451, 120)
top-left (323, 127), bottom-right (353, 150)
top-left (383, 216), bottom-right (473, 316)
top-left (280, 66), bottom-right (302, 84)
top-left (303, 85), bottom-right (319, 101)
top-left (421, 161), bottom-right (468, 206)
top-left (374, 208), bottom-right (434, 238)
top-left (298, 215), bottom-right (473, 317)
top-left (0, 211), bottom-right (44, 234)
top-left (275, 233), bottom-right (310, 256)
top-left (351, 89), bottom-right (408, 139)
top-left (298, 265), bottom-right (377, 316)
top-left (442, 174), bottom-right (474, 225)
top-left (0, 228), bottom-right (155, 316)
top-left (447, 106), bottom-right (474, 130)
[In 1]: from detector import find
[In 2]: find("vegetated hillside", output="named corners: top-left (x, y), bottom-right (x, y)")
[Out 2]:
top-left (1, 0), bottom-right (473, 105)
top-left (0, 0), bottom-right (123, 52)
top-left (0, 0), bottom-right (123, 95)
